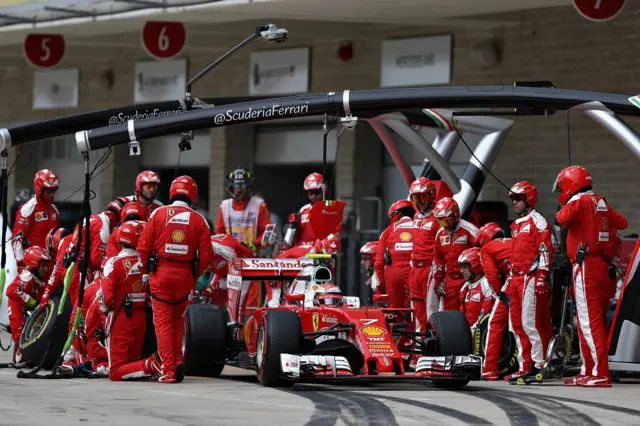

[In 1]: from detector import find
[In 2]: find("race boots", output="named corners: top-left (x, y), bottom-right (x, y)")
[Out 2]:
top-left (144, 352), bottom-right (163, 379)
top-left (575, 375), bottom-right (612, 388)
top-left (481, 371), bottom-right (499, 381)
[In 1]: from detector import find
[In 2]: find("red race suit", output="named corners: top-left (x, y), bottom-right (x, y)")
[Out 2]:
top-left (138, 201), bottom-right (214, 378)
top-left (39, 234), bottom-right (73, 309)
top-left (102, 249), bottom-right (158, 380)
top-left (126, 194), bottom-right (163, 217)
top-left (556, 191), bottom-right (627, 379)
top-left (204, 234), bottom-right (254, 307)
top-left (459, 276), bottom-right (497, 329)
top-left (375, 216), bottom-right (416, 309)
top-left (12, 197), bottom-right (60, 266)
top-left (409, 211), bottom-right (441, 333)
top-left (7, 269), bottom-right (48, 346)
top-left (509, 210), bottom-right (553, 371)
top-left (428, 220), bottom-right (477, 316)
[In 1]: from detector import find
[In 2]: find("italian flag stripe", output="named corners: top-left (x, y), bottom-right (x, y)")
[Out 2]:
top-left (422, 109), bottom-right (454, 131)
top-left (629, 96), bottom-right (640, 108)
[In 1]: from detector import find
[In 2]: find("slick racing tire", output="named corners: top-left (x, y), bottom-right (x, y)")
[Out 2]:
top-left (256, 310), bottom-right (302, 387)
top-left (183, 304), bottom-right (228, 377)
top-left (140, 306), bottom-right (158, 359)
top-left (473, 313), bottom-right (519, 378)
top-left (428, 311), bottom-right (472, 389)
top-left (19, 294), bottom-right (72, 370)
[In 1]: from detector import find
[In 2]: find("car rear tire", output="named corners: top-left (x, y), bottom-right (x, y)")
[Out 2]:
top-left (183, 304), bottom-right (227, 377)
top-left (256, 310), bottom-right (301, 387)
top-left (19, 293), bottom-right (72, 370)
top-left (428, 311), bottom-right (472, 389)
top-left (473, 313), bottom-right (519, 378)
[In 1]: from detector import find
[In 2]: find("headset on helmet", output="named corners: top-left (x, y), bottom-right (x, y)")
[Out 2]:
top-left (170, 175), bottom-right (198, 205)
top-left (476, 222), bottom-right (505, 248)
top-left (117, 221), bottom-right (145, 249)
top-left (458, 247), bottom-right (482, 275)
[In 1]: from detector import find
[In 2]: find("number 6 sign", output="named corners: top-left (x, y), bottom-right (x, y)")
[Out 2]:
top-left (141, 21), bottom-right (186, 60)
top-left (24, 34), bottom-right (65, 68)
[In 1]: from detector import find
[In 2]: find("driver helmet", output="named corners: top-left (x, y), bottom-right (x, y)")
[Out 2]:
top-left (313, 283), bottom-right (344, 307)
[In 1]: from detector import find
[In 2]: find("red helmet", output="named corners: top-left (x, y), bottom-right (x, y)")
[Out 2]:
top-left (120, 201), bottom-right (148, 223)
top-left (34, 169), bottom-right (59, 203)
top-left (304, 173), bottom-right (324, 191)
top-left (458, 247), bottom-right (482, 275)
top-left (105, 196), bottom-right (129, 227)
top-left (136, 170), bottom-right (160, 196)
top-left (360, 241), bottom-right (378, 257)
top-left (45, 226), bottom-right (70, 254)
top-left (433, 197), bottom-right (460, 229)
top-left (509, 181), bottom-right (538, 207)
top-left (116, 220), bottom-right (145, 249)
top-left (553, 165), bottom-right (592, 205)
top-left (409, 177), bottom-right (437, 209)
top-left (23, 246), bottom-right (51, 271)
top-left (170, 175), bottom-right (198, 205)
top-left (476, 222), bottom-right (505, 248)
top-left (387, 199), bottom-right (416, 223)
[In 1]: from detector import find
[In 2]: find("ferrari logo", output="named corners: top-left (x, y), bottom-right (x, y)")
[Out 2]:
top-left (168, 209), bottom-right (175, 217)
top-left (312, 313), bottom-right (319, 331)
top-left (172, 230), bottom-right (186, 243)
top-left (124, 260), bottom-right (131, 269)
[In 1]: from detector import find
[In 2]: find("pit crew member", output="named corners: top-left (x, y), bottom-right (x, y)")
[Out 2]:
top-left (103, 201), bottom-right (148, 265)
top-left (38, 226), bottom-right (72, 310)
top-left (360, 241), bottom-right (380, 295)
top-left (12, 169), bottom-right (60, 267)
top-left (127, 170), bottom-right (163, 215)
top-left (475, 222), bottom-right (513, 380)
top-left (428, 197), bottom-right (478, 316)
top-left (6, 246), bottom-right (52, 364)
top-left (374, 200), bottom-right (417, 309)
top-left (138, 175), bottom-right (214, 383)
top-left (101, 221), bottom-right (162, 381)
top-left (554, 165), bottom-right (628, 387)
top-left (408, 177), bottom-right (440, 334)
top-left (458, 247), bottom-right (497, 331)
top-left (506, 181), bottom-right (553, 380)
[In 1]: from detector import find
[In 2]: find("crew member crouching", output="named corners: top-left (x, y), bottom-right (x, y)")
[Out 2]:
top-left (457, 247), bottom-right (497, 335)
top-left (100, 221), bottom-right (162, 381)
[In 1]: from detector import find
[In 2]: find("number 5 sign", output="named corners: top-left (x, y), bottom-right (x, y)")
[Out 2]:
top-left (141, 21), bottom-right (186, 60)
top-left (24, 34), bottom-right (65, 68)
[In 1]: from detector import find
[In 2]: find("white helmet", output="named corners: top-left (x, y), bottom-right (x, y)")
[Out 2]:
top-left (313, 283), bottom-right (343, 306)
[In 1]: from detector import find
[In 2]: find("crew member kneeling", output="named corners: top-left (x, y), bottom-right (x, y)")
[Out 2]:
top-left (101, 221), bottom-right (162, 381)
top-left (458, 247), bottom-right (497, 335)
top-left (137, 176), bottom-right (214, 383)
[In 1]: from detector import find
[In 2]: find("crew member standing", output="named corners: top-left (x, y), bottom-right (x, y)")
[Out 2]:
top-left (374, 200), bottom-right (417, 309)
top-left (127, 170), bottom-right (163, 216)
top-left (215, 168), bottom-right (271, 317)
top-left (12, 169), bottom-right (61, 267)
top-left (505, 181), bottom-right (553, 381)
top-left (429, 197), bottom-right (477, 316)
top-left (408, 177), bottom-right (440, 335)
top-left (554, 166), bottom-right (628, 387)
top-left (138, 176), bottom-right (214, 383)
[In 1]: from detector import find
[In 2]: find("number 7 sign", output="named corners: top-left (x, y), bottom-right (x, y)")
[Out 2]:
top-left (141, 21), bottom-right (187, 60)
top-left (24, 34), bottom-right (65, 68)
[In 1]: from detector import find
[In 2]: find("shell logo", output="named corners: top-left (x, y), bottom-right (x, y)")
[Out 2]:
top-left (361, 326), bottom-right (386, 337)
top-left (131, 280), bottom-right (144, 292)
top-left (399, 232), bottom-right (412, 241)
top-left (172, 230), bottom-right (185, 243)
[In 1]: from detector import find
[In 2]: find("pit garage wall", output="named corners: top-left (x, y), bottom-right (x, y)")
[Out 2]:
top-left (1, 4), bottom-right (640, 232)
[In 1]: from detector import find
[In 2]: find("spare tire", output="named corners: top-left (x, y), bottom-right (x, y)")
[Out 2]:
top-left (473, 313), bottom-right (518, 378)
top-left (183, 304), bottom-right (227, 377)
top-left (428, 311), bottom-right (473, 389)
top-left (19, 294), bottom-right (72, 370)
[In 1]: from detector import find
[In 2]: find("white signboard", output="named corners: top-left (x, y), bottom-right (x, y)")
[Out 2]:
top-left (32, 68), bottom-right (79, 110)
top-left (380, 35), bottom-right (452, 88)
top-left (249, 47), bottom-right (309, 95)
top-left (134, 58), bottom-right (186, 103)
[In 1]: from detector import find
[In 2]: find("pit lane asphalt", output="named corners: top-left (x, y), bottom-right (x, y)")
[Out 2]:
top-left (1, 331), bottom-right (639, 426)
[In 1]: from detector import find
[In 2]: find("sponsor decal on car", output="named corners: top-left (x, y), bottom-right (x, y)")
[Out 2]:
top-left (360, 326), bottom-right (386, 337)
top-left (367, 344), bottom-right (391, 349)
top-left (322, 315), bottom-right (338, 324)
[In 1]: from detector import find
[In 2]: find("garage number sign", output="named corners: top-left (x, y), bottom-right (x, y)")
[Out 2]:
top-left (141, 21), bottom-right (187, 60)
top-left (573, 0), bottom-right (626, 22)
top-left (24, 34), bottom-right (65, 69)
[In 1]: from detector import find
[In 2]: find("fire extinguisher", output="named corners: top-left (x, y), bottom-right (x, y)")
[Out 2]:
top-left (283, 213), bottom-right (299, 247)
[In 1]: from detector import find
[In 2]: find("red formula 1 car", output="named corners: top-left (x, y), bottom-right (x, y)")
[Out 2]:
top-left (183, 254), bottom-right (480, 388)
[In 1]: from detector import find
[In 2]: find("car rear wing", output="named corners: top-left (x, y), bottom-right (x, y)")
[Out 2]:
top-left (228, 254), bottom-right (336, 281)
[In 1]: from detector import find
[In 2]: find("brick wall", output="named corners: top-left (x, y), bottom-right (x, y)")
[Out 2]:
top-left (1, 4), bottom-right (640, 232)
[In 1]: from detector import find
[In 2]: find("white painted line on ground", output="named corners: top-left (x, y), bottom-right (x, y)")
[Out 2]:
top-left (144, 389), bottom-right (312, 411)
